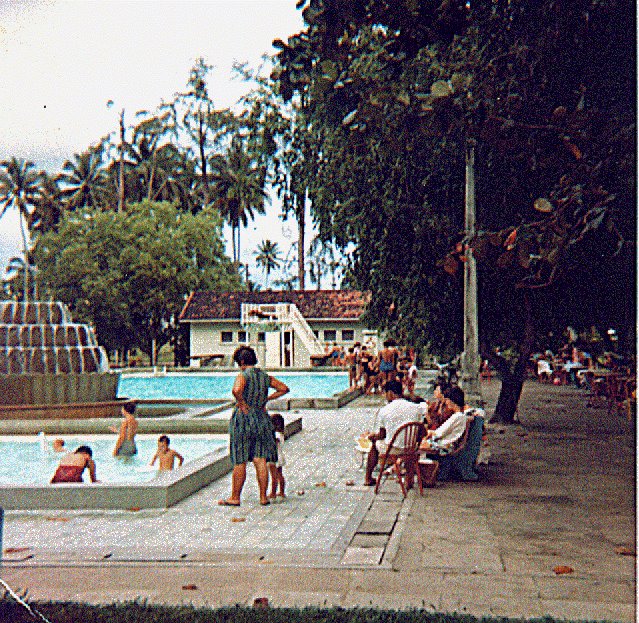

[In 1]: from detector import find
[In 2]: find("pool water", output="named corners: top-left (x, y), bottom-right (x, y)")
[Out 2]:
top-left (118, 372), bottom-right (349, 401)
top-left (0, 434), bottom-right (227, 485)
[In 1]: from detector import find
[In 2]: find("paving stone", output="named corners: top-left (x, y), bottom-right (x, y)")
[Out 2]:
top-left (350, 533), bottom-right (388, 548)
top-left (356, 519), bottom-right (396, 534)
top-left (341, 546), bottom-right (384, 565)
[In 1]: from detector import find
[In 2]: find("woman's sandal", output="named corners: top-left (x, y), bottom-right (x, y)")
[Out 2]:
top-left (218, 499), bottom-right (240, 507)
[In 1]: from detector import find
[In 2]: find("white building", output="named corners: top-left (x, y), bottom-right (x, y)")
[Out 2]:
top-left (179, 290), bottom-right (375, 368)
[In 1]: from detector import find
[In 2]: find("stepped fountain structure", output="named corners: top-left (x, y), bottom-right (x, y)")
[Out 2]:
top-left (0, 301), bottom-right (122, 419)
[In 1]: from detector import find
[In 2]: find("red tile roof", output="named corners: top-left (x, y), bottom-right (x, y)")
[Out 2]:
top-left (179, 290), bottom-right (370, 322)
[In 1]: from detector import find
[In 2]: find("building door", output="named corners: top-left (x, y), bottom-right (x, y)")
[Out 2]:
top-left (283, 331), bottom-right (293, 367)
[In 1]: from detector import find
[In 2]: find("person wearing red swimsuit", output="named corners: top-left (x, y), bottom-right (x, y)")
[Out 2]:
top-left (50, 446), bottom-right (98, 484)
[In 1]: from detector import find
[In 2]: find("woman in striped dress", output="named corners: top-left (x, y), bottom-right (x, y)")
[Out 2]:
top-left (218, 346), bottom-right (289, 507)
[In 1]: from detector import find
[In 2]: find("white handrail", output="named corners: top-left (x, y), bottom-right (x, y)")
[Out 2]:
top-left (240, 302), bottom-right (324, 355)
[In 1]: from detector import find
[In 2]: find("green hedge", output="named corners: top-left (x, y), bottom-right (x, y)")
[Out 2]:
top-left (0, 601), bottom-right (619, 623)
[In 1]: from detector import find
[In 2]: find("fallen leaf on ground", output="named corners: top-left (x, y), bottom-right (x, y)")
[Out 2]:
top-left (45, 517), bottom-right (69, 522)
top-left (553, 565), bottom-right (574, 575)
top-left (614, 546), bottom-right (636, 556)
top-left (315, 481), bottom-right (327, 487)
top-left (230, 517), bottom-right (245, 523)
top-left (182, 584), bottom-right (197, 591)
top-left (4, 547), bottom-right (30, 554)
top-left (296, 490), bottom-right (305, 496)
top-left (127, 507), bottom-right (141, 512)
top-left (345, 480), bottom-right (355, 486)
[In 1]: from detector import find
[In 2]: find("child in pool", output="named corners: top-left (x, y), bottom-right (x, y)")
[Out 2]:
top-left (150, 435), bottom-right (184, 471)
top-left (268, 414), bottom-right (286, 499)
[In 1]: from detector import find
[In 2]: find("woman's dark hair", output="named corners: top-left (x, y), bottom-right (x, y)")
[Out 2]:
top-left (123, 402), bottom-right (137, 415)
top-left (233, 346), bottom-right (258, 366)
top-left (444, 385), bottom-right (465, 409)
top-left (75, 445), bottom-right (93, 457)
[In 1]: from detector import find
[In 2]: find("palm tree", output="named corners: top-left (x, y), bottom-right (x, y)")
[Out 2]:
top-left (210, 136), bottom-right (268, 263)
top-left (4, 256), bottom-right (37, 300)
top-left (0, 157), bottom-right (42, 300)
top-left (30, 172), bottom-right (63, 236)
top-left (57, 146), bottom-right (108, 210)
top-left (307, 237), bottom-right (340, 291)
top-left (254, 239), bottom-right (281, 289)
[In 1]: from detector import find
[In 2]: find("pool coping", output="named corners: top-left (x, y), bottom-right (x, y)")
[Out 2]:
top-left (0, 418), bottom-right (302, 511)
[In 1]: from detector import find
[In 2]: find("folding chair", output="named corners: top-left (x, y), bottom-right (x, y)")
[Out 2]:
top-left (374, 421), bottom-right (426, 497)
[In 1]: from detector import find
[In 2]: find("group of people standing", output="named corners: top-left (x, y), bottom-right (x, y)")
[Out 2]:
top-left (344, 339), bottom-right (418, 397)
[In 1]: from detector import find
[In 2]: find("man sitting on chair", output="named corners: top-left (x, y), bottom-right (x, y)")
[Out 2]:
top-left (362, 380), bottom-right (427, 486)
top-left (421, 405), bottom-right (486, 455)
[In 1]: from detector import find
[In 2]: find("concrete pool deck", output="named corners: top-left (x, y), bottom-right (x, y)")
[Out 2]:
top-left (0, 380), bottom-right (635, 621)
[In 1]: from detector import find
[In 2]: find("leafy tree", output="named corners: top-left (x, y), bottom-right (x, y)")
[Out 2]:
top-left (175, 57), bottom-right (233, 208)
top-left (0, 157), bottom-right (43, 300)
top-left (273, 0), bottom-right (635, 421)
top-left (254, 239), bottom-right (282, 288)
top-left (32, 201), bottom-right (242, 362)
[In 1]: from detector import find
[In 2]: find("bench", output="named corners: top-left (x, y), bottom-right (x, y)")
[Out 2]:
top-left (191, 354), bottom-right (225, 367)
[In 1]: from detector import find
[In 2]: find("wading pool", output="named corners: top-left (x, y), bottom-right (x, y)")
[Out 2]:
top-left (0, 434), bottom-right (227, 485)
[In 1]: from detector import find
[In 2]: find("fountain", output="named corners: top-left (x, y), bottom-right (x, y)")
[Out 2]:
top-left (0, 301), bottom-right (122, 419)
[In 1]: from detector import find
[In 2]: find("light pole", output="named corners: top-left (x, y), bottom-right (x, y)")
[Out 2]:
top-left (460, 138), bottom-right (482, 406)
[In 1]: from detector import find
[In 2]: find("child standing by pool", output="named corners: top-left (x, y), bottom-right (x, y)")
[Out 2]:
top-left (150, 435), bottom-right (184, 471)
top-left (268, 414), bottom-right (286, 499)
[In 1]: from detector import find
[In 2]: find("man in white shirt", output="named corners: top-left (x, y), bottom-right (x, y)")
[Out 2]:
top-left (422, 406), bottom-right (486, 455)
top-left (362, 380), bottom-right (426, 485)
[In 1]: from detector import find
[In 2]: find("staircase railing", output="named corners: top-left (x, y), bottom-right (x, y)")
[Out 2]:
top-left (240, 303), bottom-right (324, 356)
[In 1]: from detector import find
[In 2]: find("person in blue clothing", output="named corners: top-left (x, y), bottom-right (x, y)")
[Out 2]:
top-left (218, 346), bottom-right (289, 507)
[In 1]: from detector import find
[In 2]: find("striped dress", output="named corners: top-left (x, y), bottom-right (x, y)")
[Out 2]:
top-left (229, 367), bottom-right (277, 465)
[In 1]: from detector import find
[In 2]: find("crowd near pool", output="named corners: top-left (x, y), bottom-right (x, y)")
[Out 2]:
top-left (0, 434), bottom-right (227, 485)
top-left (118, 371), bottom-right (350, 401)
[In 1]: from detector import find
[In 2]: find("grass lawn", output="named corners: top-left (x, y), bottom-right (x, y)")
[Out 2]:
top-left (0, 601), bottom-right (620, 623)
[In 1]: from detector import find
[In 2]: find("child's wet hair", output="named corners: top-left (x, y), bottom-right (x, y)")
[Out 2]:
top-left (270, 413), bottom-right (285, 433)
top-left (159, 435), bottom-right (170, 445)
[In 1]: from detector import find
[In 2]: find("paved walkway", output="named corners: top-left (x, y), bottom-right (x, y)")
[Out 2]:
top-left (1, 379), bottom-right (635, 621)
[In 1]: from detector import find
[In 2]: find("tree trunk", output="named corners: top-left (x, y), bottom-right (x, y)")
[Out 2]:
top-left (19, 213), bottom-right (29, 302)
top-left (117, 109), bottom-right (126, 212)
top-left (198, 110), bottom-right (209, 207)
top-left (297, 192), bottom-right (305, 290)
top-left (487, 292), bottom-right (535, 424)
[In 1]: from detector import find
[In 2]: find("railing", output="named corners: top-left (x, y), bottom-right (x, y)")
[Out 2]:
top-left (240, 303), bottom-right (324, 356)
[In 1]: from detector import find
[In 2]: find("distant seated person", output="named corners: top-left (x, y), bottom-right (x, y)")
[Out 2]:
top-left (52, 438), bottom-right (66, 453)
top-left (361, 380), bottom-right (427, 486)
top-left (50, 445), bottom-right (98, 484)
top-left (536, 359), bottom-right (552, 382)
top-left (421, 405), bottom-right (486, 456)
top-left (427, 383), bottom-right (465, 430)
top-left (150, 435), bottom-right (184, 471)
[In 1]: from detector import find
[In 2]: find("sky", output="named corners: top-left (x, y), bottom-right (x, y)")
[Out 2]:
top-left (0, 0), bottom-right (315, 288)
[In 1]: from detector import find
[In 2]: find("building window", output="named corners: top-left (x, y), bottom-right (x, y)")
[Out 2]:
top-left (238, 331), bottom-right (247, 343)
top-left (313, 330), bottom-right (319, 338)
top-left (221, 331), bottom-right (233, 343)
top-left (324, 329), bottom-right (337, 342)
top-left (258, 332), bottom-right (265, 342)
top-left (341, 329), bottom-right (354, 341)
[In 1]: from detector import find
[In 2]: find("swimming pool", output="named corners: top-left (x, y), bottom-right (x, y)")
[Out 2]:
top-left (118, 371), bottom-right (349, 401)
top-left (0, 434), bottom-right (227, 485)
